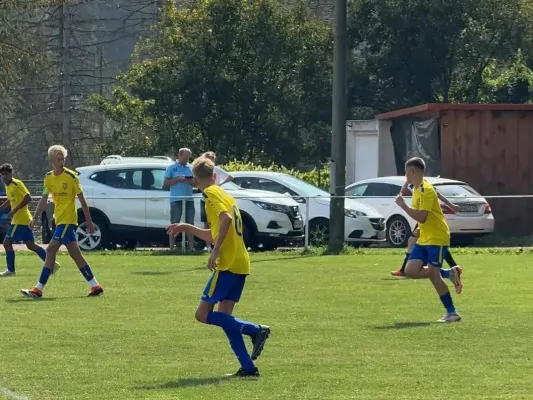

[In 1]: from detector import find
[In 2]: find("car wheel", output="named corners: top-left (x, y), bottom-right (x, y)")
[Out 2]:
top-left (242, 220), bottom-right (256, 250)
top-left (309, 219), bottom-right (329, 247)
top-left (76, 217), bottom-right (107, 251)
top-left (387, 216), bottom-right (411, 248)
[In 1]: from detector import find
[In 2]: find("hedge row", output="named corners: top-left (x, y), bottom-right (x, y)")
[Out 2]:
top-left (222, 160), bottom-right (330, 191)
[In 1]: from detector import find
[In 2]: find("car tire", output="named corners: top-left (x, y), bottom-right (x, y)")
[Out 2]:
top-left (309, 218), bottom-right (329, 247)
top-left (243, 220), bottom-right (256, 250)
top-left (76, 216), bottom-right (108, 251)
top-left (386, 215), bottom-right (412, 248)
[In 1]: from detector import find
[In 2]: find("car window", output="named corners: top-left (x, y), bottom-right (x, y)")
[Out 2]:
top-left (101, 169), bottom-right (143, 190)
top-left (233, 177), bottom-right (259, 190)
top-left (145, 169), bottom-right (169, 191)
top-left (433, 183), bottom-right (481, 198)
top-left (257, 178), bottom-right (298, 196)
top-left (363, 183), bottom-right (401, 197)
top-left (346, 184), bottom-right (368, 197)
top-left (89, 171), bottom-right (107, 185)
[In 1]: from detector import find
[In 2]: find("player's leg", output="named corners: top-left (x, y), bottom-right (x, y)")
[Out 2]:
top-left (21, 237), bottom-right (61, 298)
top-left (439, 250), bottom-right (463, 293)
top-left (169, 201), bottom-right (182, 250)
top-left (403, 244), bottom-right (433, 279)
top-left (1, 225), bottom-right (16, 276)
top-left (185, 200), bottom-right (195, 251)
top-left (64, 227), bottom-right (103, 296)
top-left (427, 247), bottom-right (461, 322)
top-left (391, 235), bottom-right (418, 276)
top-left (24, 227), bottom-right (61, 275)
top-left (196, 271), bottom-right (260, 376)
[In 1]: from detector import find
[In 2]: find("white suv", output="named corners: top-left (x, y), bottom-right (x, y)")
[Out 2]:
top-left (41, 159), bottom-right (304, 251)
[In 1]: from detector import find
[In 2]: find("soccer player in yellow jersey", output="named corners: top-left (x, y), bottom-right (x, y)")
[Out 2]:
top-left (0, 164), bottom-right (60, 277)
top-left (21, 145), bottom-right (103, 299)
top-left (395, 157), bottom-right (462, 323)
top-left (167, 156), bottom-right (270, 377)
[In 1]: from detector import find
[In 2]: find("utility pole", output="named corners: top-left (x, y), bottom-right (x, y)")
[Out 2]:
top-left (59, 1), bottom-right (72, 162)
top-left (328, 0), bottom-right (347, 254)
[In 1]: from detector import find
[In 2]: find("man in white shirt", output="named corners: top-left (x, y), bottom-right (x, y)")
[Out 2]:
top-left (200, 151), bottom-right (234, 250)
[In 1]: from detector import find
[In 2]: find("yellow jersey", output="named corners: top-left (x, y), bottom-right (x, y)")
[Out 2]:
top-left (43, 168), bottom-right (82, 226)
top-left (204, 185), bottom-right (250, 275)
top-left (6, 178), bottom-right (32, 225)
top-left (412, 179), bottom-right (450, 246)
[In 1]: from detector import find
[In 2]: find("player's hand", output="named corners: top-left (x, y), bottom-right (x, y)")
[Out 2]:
top-left (28, 218), bottom-right (36, 231)
top-left (413, 228), bottom-right (420, 237)
top-left (395, 194), bottom-right (406, 208)
top-left (207, 248), bottom-right (219, 272)
top-left (85, 219), bottom-right (95, 234)
top-left (451, 204), bottom-right (460, 214)
top-left (166, 223), bottom-right (186, 237)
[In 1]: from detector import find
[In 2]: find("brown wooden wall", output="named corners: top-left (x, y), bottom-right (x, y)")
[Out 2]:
top-left (440, 110), bottom-right (533, 235)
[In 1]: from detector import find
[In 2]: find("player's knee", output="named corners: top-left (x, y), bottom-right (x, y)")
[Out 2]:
top-left (3, 239), bottom-right (12, 250)
top-left (195, 309), bottom-right (208, 324)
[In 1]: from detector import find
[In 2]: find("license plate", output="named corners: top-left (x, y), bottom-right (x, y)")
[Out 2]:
top-left (293, 220), bottom-right (303, 229)
top-left (459, 204), bottom-right (478, 213)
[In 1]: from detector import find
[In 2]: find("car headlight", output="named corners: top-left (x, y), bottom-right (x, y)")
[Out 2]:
top-left (345, 208), bottom-right (367, 218)
top-left (252, 201), bottom-right (290, 214)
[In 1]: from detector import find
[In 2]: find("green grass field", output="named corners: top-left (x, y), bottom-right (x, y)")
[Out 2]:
top-left (0, 248), bottom-right (532, 400)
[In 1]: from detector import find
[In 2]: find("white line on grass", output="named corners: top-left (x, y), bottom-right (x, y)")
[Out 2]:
top-left (0, 386), bottom-right (29, 400)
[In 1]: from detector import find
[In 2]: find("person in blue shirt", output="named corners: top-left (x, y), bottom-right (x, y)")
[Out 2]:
top-left (164, 148), bottom-right (195, 250)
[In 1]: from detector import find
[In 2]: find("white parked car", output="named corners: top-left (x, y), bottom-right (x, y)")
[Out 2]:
top-left (230, 171), bottom-right (386, 246)
top-left (41, 160), bottom-right (304, 251)
top-left (345, 176), bottom-right (495, 247)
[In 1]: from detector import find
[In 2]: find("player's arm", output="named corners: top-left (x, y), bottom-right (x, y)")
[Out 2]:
top-left (77, 192), bottom-right (93, 224)
top-left (9, 194), bottom-right (31, 215)
top-left (396, 190), bottom-right (435, 224)
top-left (212, 211), bottom-right (232, 251)
top-left (168, 224), bottom-right (213, 243)
top-left (436, 190), bottom-right (459, 213)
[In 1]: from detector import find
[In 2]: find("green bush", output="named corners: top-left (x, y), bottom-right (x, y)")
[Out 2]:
top-left (222, 160), bottom-right (330, 191)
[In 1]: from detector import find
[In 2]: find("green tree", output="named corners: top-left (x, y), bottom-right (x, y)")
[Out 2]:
top-left (93, 0), bottom-right (332, 167)
top-left (347, 0), bottom-right (529, 115)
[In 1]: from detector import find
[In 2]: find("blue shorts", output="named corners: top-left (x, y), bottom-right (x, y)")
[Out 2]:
top-left (52, 224), bottom-right (77, 245)
top-left (5, 225), bottom-right (35, 243)
top-left (409, 244), bottom-right (448, 267)
top-left (201, 270), bottom-right (247, 304)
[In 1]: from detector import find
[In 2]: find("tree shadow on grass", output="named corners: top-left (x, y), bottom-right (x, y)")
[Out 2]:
top-left (6, 297), bottom-right (58, 303)
top-left (136, 375), bottom-right (257, 390)
top-left (371, 321), bottom-right (432, 330)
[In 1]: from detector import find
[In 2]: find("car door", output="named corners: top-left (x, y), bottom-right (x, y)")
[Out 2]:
top-left (361, 183), bottom-right (402, 217)
top-left (91, 168), bottom-right (146, 227)
top-left (143, 167), bottom-right (172, 228)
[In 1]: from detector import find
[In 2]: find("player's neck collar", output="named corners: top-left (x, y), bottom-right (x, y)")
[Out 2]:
top-left (53, 167), bottom-right (65, 176)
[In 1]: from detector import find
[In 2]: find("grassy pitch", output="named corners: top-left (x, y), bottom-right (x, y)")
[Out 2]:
top-left (0, 249), bottom-right (531, 400)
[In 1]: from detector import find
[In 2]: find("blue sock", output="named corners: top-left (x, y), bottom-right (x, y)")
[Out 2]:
top-left (35, 247), bottom-right (46, 262)
top-left (6, 251), bottom-right (15, 272)
top-left (223, 328), bottom-right (256, 371)
top-left (440, 269), bottom-right (450, 279)
top-left (37, 266), bottom-right (52, 288)
top-left (79, 265), bottom-right (94, 281)
top-left (206, 311), bottom-right (260, 337)
top-left (439, 292), bottom-right (456, 313)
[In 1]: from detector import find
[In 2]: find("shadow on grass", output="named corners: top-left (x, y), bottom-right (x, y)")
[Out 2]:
top-left (131, 271), bottom-right (174, 276)
top-left (148, 250), bottom-right (207, 257)
top-left (136, 375), bottom-right (253, 390)
top-left (6, 297), bottom-right (58, 303)
top-left (251, 255), bottom-right (320, 264)
top-left (371, 321), bottom-right (431, 330)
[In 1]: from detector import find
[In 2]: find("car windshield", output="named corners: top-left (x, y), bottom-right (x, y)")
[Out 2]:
top-left (433, 183), bottom-right (481, 198)
top-left (275, 175), bottom-right (328, 197)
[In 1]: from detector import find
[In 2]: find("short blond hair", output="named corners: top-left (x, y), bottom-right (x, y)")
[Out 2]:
top-left (178, 147), bottom-right (192, 157)
top-left (192, 156), bottom-right (215, 179)
top-left (202, 151), bottom-right (216, 162)
top-left (48, 145), bottom-right (68, 159)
